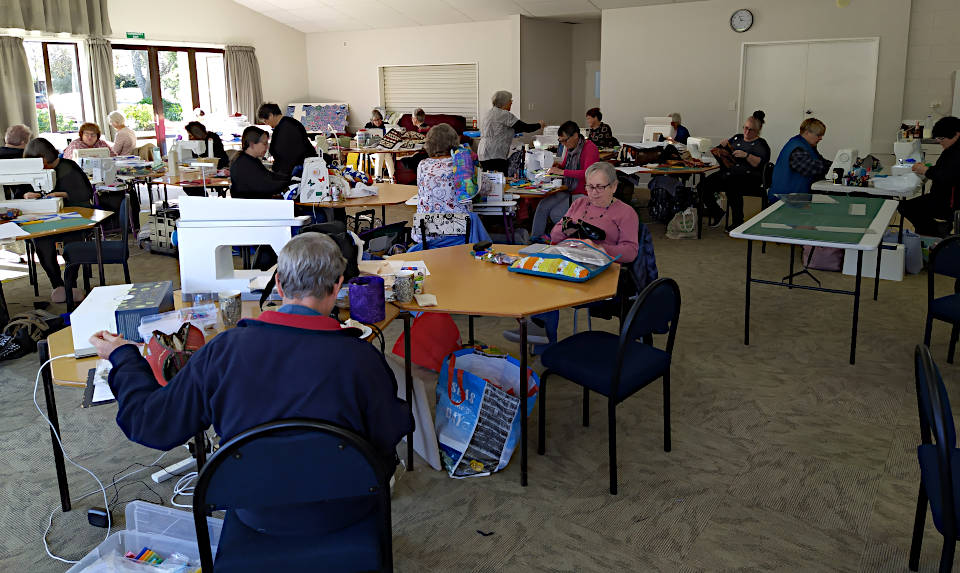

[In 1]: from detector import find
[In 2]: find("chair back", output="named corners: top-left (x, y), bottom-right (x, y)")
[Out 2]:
top-left (618, 277), bottom-right (680, 357)
top-left (914, 344), bottom-right (958, 537)
top-left (192, 419), bottom-right (392, 572)
top-left (359, 221), bottom-right (410, 256)
top-left (117, 196), bottom-right (130, 259)
top-left (928, 236), bottom-right (960, 305)
top-left (763, 162), bottom-right (775, 190)
top-left (415, 212), bottom-right (471, 250)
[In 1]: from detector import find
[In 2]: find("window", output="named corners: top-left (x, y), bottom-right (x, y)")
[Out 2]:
top-left (23, 41), bottom-right (85, 134)
top-left (380, 63), bottom-right (478, 120)
top-left (112, 45), bottom-right (226, 152)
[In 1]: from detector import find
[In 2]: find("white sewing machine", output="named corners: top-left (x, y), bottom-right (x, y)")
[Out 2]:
top-left (642, 117), bottom-right (674, 142)
top-left (686, 137), bottom-right (712, 160)
top-left (893, 140), bottom-right (923, 176)
top-left (80, 157), bottom-right (117, 185)
top-left (828, 149), bottom-right (858, 180)
top-left (534, 125), bottom-right (560, 149)
top-left (74, 147), bottom-right (111, 159)
top-left (176, 196), bottom-right (309, 295)
top-left (0, 158), bottom-right (55, 193)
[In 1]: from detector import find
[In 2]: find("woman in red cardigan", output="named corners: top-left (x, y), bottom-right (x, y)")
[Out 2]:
top-left (531, 120), bottom-right (599, 240)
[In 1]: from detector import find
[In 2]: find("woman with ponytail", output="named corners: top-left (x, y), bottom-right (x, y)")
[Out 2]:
top-left (700, 110), bottom-right (771, 229)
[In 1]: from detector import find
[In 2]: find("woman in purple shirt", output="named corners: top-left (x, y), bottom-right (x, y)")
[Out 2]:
top-left (504, 162), bottom-right (639, 346)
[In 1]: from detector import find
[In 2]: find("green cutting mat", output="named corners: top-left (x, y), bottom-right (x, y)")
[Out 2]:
top-left (21, 217), bottom-right (94, 234)
top-left (743, 196), bottom-right (885, 245)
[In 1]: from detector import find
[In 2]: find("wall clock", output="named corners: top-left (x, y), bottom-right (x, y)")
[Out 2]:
top-left (730, 9), bottom-right (754, 33)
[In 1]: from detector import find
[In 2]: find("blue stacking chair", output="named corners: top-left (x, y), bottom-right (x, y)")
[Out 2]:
top-left (538, 277), bottom-right (681, 494)
top-left (193, 419), bottom-right (394, 572)
top-left (911, 344), bottom-right (960, 572)
top-left (925, 236), bottom-right (960, 364)
top-left (63, 197), bottom-right (132, 311)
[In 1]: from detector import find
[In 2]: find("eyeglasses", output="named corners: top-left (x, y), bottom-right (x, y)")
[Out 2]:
top-left (935, 136), bottom-right (948, 142)
top-left (585, 182), bottom-right (614, 192)
top-left (743, 125), bottom-right (757, 133)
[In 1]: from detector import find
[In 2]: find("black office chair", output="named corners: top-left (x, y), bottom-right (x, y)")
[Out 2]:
top-left (193, 418), bottom-right (394, 572)
top-left (910, 344), bottom-right (960, 572)
top-left (63, 197), bottom-right (131, 311)
top-left (725, 162), bottom-right (774, 228)
top-left (538, 277), bottom-right (681, 494)
top-left (924, 235), bottom-right (960, 364)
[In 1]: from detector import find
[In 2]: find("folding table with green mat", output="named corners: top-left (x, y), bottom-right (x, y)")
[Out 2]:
top-left (728, 195), bottom-right (899, 364)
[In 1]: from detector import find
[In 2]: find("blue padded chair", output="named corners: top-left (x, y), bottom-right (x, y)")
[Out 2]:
top-left (924, 235), bottom-right (960, 364)
top-left (193, 419), bottom-right (394, 572)
top-left (911, 344), bottom-right (960, 572)
top-left (63, 197), bottom-right (131, 311)
top-left (538, 277), bottom-right (681, 494)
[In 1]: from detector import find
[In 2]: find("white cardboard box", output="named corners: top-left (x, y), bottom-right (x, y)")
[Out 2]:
top-left (842, 242), bottom-right (905, 281)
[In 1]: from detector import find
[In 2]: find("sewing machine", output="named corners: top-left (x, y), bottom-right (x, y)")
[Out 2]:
top-left (73, 147), bottom-right (111, 159)
top-left (893, 140), bottom-right (923, 176)
top-left (642, 117), bottom-right (674, 142)
top-left (80, 157), bottom-right (117, 185)
top-left (176, 196), bottom-right (309, 295)
top-left (828, 149), bottom-right (858, 180)
top-left (686, 137), bottom-right (712, 160)
top-left (0, 158), bottom-right (55, 193)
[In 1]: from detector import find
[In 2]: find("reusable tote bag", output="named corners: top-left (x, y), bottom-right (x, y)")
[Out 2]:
top-left (436, 347), bottom-right (539, 478)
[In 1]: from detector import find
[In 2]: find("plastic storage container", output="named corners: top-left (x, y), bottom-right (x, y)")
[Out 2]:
top-left (67, 501), bottom-right (223, 572)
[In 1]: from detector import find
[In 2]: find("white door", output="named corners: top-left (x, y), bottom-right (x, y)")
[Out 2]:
top-left (741, 39), bottom-right (878, 162)
top-left (741, 43), bottom-right (808, 161)
top-left (585, 60), bottom-right (601, 111)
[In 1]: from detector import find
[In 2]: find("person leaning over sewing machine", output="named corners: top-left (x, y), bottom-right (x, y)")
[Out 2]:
top-left (659, 112), bottom-right (690, 145)
top-left (530, 120), bottom-right (600, 241)
top-left (478, 90), bottom-right (544, 174)
top-left (585, 108), bottom-right (619, 148)
top-left (899, 116), bottom-right (960, 237)
top-left (184, 121), bottom-right (230, 169)
top-left (62, 122), bottom-right (116, 160)
top-left (89, 232), bottom-right (414, 536)
top-left (230, 126), bottom-right (292, 199)
top-left (21, 138), bottom-right (92, 303)
top-left (699, 110), bottom-right (770, 229)
top-left (1, 124), bottom-right (32, 199)
top-left (769, 118), bottom-right (831, 204)
top-left (257, 102), bottom-right (318, 177)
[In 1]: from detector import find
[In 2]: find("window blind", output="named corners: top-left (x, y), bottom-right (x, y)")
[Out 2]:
top-left (381, 63), bottom-right (478, 119)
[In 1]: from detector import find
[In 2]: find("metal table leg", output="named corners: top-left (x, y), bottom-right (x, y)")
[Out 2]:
top-left (468, 316), bottom-right (475, 346)
top-left (744, 240), bottom-right (752, 345)
top-left (94, 226), bottom-right (105, 286)
top-left (381, 205), bottom-right (387, 225)
top-left (38, 341), bottom-right (71, 512)
top-left (850, 251), bottom-right (863, 365)
top-left (518, 317), bottom-right (528, 487)
top-left (402, 312), bottom-right (414, 470)
top-left (873, 243), bottom-right (882, 301)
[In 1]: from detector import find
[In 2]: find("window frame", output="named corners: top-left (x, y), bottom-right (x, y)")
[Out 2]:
top-left (25, 40), bottom-right (86, 134)
top-left (111, 43), bottom-right (225, 152)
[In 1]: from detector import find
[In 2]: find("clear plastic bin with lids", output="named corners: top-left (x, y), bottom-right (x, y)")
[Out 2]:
top-left (67, 501), bottom-right (222, 572)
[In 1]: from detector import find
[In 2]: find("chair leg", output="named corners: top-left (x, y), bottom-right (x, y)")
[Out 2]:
top-left (82, 264), bottom-right (91, 292)
top-left (925, 315), bottom-right (935, 348)
top-left (941, 537), bottom-right (955, 573)
top-left (582, 387), bottom-right (590, 427)
top-left (572, 308), bottom-right (579, 335)
top-left (663, 371), bottom-right (672, 452)
top-left (950, 324), bottom-right (960, 365)
top-left (910, 484), bottom-right (928, 571)
top-left (123, 262), bottom-right (131, 284)
top-left (538, 372), bottom-right (549, 455)
top-left (608, 400), bottom-right (618, 495)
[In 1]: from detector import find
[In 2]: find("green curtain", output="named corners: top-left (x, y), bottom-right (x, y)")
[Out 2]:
top-left (0, 36), bottom-right (38, 136)
top-left (0, 0), bottom-right (111, 36)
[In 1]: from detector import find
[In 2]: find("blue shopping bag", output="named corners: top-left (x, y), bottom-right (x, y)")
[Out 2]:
top-left (435, 347), bottom-right (539, 478)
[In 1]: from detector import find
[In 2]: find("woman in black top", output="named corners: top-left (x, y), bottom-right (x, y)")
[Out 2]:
top-left (700, 110), bottom-right (771, 229)
top-left (256, 103), bottom-right (317, 177)
top-left (184, 121), bottom-right (230, 169)
top-left (22, 138), bottom-right (93, 302)
top-left (230, 127), bottom-right (291, 199)
top-left (900, 116), bottom-right (960, 236)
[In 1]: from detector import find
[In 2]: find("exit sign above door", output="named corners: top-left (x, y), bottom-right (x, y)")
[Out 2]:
top-left (126, 32), bottom-right (145, 39)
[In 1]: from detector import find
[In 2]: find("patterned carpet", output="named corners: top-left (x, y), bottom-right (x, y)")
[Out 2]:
top-left (0, 196), bottom-right (956, 571)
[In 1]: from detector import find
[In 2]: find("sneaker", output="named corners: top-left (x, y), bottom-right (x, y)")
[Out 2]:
top-left (502, 320), bottom-right (549, 345)
top-left (709, 211), bottom-right (726, 228)
top-left (50, 287), bottom-right (66, 303)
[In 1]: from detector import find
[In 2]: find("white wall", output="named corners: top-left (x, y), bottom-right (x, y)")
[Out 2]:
top-left (903, 0), bottom-right (960, 121)
top-left (107, 0), bottom-right (308, 109)
top-left (602, 0), bottom-right (911, 153)
top-left (570, 21), bottom-right (601, 120)
top-left (519, 17), bottom-right (572, 126)
top-left (305, 19), bottom-right (519, 132)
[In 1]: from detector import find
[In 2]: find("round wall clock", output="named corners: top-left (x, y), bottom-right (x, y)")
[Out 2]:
top-left (730, 9), bottom-right (754, 33)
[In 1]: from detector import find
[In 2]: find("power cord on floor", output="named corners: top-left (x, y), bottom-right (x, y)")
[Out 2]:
top-left (170, 471), bottom-right (199, 508)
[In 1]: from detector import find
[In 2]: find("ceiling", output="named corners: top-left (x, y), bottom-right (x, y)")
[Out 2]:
top-left (232, 0), bottom-right (704, 33)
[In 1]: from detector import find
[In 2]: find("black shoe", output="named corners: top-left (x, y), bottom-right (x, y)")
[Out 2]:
top-left (708, 211), bottom-right (726, 228)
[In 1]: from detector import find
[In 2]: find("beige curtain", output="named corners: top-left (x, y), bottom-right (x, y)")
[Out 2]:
top-left (86, 37), bottom-right (116, 138)
top-left (0, 36), bottom-right (38, 135)
top-left (225, 45), bottom-right (263, 123)
top-left (0, 0), bottom-right (111, 35)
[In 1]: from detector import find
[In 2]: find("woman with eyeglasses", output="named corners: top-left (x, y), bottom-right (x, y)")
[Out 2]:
top-left (899, 116), bottom-right (960, 236)
top-left (531, 120), bottom-right (601, 240)
top-left (504, 162), bottom-right (639, 347)
top-left (699, 110), bottom-right (770, 229)
top-left (768, 117), bottom-right (831, 204)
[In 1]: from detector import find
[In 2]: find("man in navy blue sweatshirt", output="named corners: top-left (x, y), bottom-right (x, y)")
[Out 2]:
top-left (90, 232), bottom-right (413, 535)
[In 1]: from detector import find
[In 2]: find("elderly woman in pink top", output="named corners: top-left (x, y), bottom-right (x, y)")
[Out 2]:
top-left (63, 122), bottom-right (116, 159)
top-left (504, 161), bottom-right (639, 346)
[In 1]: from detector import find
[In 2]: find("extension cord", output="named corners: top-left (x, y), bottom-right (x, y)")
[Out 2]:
top-left (151, 458), bottom-right (197, 484)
